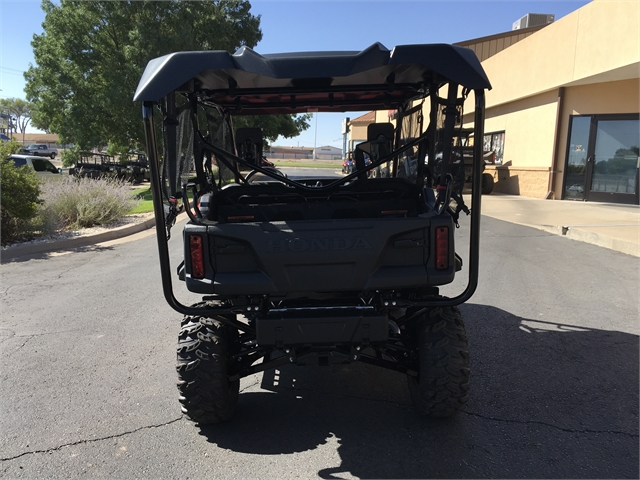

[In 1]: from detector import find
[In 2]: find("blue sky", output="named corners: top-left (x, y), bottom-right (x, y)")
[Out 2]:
top-left (1, 0), bottom-right (590, 147)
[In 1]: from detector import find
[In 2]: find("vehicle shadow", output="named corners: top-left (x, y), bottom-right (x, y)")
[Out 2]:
top-left (197, 303), bottom-right (639, 479)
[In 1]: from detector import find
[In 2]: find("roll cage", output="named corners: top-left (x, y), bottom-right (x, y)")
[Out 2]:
top-left (135, 43), bottom-right (490, 330)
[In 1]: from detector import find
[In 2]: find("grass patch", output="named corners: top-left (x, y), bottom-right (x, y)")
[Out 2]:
top-left (130, 186), bottom-right (154, 214)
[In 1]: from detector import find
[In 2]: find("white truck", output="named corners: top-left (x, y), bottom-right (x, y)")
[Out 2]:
top-left (21, 144), bottom-right (58, 159)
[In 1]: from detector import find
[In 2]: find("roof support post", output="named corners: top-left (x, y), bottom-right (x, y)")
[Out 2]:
top-left (414, 89), bottom-right (485, 308)
top-left (164, 92), bottom-right (179, 198)
top-left (143, 102), bottom-right (254, 333)
top-left (439, 82), bottom-right (460, 186)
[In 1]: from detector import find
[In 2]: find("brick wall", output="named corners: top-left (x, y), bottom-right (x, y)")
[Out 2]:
top-left (487, 166), bottom-right (551, 198)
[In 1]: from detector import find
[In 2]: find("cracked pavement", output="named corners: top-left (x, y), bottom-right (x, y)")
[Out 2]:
top-left (0, 417), bottom-right (184, 463)
top-left (0, 216), bottom-right (637, 478)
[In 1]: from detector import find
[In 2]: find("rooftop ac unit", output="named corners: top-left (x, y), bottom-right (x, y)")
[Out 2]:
top-left (512, 13), bottom-right (554, 30)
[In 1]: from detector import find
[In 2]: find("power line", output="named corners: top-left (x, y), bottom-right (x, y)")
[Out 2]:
top-left (0, 66), bottom-right (26, 74)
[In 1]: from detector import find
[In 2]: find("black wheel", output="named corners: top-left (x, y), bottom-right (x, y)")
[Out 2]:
top-left (50, 152), bottom-right (56, 159)
top-left (407, 305), bottom-right (470, 417)
top-left (481, 172), bottom-right (494, 194)
top-left (177, 315), bottom-right (239, 424)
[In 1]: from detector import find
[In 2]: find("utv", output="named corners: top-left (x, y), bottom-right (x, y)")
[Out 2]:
top-left (121, 152), bottom-right (150, 184)
top-left (134, 43), bottom-right (491, 424)
top-left (73, 152), bottom-right (114, 179)
top-left (428, 127), bottom-right (495, 194)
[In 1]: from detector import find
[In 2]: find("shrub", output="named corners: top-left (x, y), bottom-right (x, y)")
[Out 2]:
top-left (106, 141), bottom-right (133, 160)
top-left (60, 144), bottom-right (81, 168)
top-left (0, 139), bottom-right (22, 158)
top-left (1, 142), bottom-right (42, 245)
top-left (38, 176), bottom-right (140, 230)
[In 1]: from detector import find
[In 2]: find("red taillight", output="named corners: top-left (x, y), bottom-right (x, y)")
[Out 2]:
top-left (434, 226), bottom-right (449, 270)
top-left (189, 235), bottom-right (206, 279)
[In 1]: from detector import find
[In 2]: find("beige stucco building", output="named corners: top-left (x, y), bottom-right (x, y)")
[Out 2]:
top-left (346, 111), bottom-right (376, 156)
top-left (359, 0), bottom-right (639, 205)
top-left (474, 0), bottom-right (639, 204)
top-left (6, 133), bottom-right (62, 147)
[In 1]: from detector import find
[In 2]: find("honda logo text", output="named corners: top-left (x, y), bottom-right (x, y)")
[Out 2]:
top-left (268, 237), bottom-right (371, 252)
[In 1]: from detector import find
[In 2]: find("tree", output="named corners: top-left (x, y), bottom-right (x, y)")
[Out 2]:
top-left (234, 114), bottom-right (312, 144)
top-left (11, 99), bottom-right (32, 143)
top-left (25, 0), bottom-right (310, 154)
top-left (0, 98), bottom-right (32, 142)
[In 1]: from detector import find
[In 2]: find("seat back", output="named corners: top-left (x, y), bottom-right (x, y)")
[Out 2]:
top-left (235, 128), bottom-right (263, 169)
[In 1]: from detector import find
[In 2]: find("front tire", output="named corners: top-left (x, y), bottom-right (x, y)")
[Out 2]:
top-left (407, 305), bottom-right (470, 417)
top-left (177, 315), bottom-right (239, 424)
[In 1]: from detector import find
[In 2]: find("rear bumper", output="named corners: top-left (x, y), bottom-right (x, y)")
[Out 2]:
top-left (256, 307), bottom-right (388, 347)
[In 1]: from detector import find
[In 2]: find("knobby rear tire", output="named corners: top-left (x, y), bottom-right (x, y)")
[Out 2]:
top-left (407, 305), bottom-right (470, 417)
top-left (482, 172), bottom-right (494, 194)
top-left (177, 315), bottom-right (239, 424)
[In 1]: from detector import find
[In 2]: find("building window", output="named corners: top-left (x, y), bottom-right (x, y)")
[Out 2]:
top-left (483, 131), bottom-right (505, 165)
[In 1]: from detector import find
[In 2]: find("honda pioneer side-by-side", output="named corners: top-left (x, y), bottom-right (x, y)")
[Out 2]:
top-left (134, 43), bottom-right (491, 424)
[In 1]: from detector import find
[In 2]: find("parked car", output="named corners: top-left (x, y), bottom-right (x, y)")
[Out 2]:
top-left (7, 154), bottom-right (63, 181)
top-left (20, 144), bottom-right (58, 159)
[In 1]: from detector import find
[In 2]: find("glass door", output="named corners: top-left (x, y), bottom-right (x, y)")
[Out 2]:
top-left (563, 116), bottom-right (591, 201)
top-left (564, 114), bottom-right (639, 205)
top-left (587, 116), bottom-right (639, 204)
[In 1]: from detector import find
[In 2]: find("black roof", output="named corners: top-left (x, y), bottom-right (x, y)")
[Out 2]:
top-left (134, 43), bottom-right (491, 114)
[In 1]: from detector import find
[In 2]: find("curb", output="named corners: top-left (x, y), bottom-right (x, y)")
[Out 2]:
top-left (1, 216), bottom-right (157, 261)
top-left (536, 224), bottom-right (639, 257)
top-left (484, 218), bottom-right (639, 257)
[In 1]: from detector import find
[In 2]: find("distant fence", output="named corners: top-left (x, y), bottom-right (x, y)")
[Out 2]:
top-left (266, 153), bottom-right (313, 160)
top-left (265, 153), bottom-right (343, 160)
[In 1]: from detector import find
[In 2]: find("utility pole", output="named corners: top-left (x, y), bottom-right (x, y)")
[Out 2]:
top-left (313, 113), bottom-right (318, 160)
top-left (342, 117), bottom-right (350, 159)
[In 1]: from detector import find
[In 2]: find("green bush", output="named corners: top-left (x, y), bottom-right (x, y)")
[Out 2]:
top-left (106, 141), bottom-right (133, 161)
top-left (60, 144), bottom-right (81, 168)
top-left (1, 141), bottom-right (42, 245)
top-left (37, 176), bottom-right (140, 230)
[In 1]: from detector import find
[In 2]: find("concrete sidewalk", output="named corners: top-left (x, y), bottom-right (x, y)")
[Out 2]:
top-left (1, 195), bottom-right (638, 260)
top-left (480, 195), bottom-right (640, 257)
